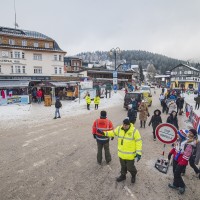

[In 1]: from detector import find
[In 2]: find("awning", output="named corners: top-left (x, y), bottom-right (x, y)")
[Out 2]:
top-left (50, 82), bottom-right (67, 87)
top-left (0, 81), bottom-right (29, 88)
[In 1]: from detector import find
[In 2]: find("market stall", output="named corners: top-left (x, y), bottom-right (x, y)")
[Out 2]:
top-left (0, 81), bottom-right (30, 105)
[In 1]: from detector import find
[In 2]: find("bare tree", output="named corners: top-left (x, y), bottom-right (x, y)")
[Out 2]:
top-left (146, 64), bottom-right (156, 82)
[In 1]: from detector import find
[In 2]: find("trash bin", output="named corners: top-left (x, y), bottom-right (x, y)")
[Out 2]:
top-left (44, 95), bottom-right (52, 106)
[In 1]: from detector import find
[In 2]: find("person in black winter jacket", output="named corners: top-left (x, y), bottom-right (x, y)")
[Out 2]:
top-left (176, 96), bottom-right (184, 115)
top-left (166, 111), bottom-right (179, 129)
top-left (148, 109), bottom-right (162, 140)
top-left (54, 98), bottom-right (62, 119)
top-left (127, 104), bottom-right (137, 124)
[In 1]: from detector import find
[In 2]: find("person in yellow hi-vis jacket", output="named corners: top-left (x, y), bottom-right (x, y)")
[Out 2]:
top-left (85, 93), bottom-right (91, 110)
top-left (94, 95), bottom-right (100, 110)
top-left (97, 118), bottom-right (142, 183)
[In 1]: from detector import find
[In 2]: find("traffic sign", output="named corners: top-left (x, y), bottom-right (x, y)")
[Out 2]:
top-left (113, 78), bottom-right (117, 85)
top-left (113, 71), bottom-right (118, 78)
top-left (155, 123), bottom-right (178, 144)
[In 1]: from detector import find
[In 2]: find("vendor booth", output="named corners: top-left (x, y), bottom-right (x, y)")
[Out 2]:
top-left (0, 81), bottom-right (30, 105)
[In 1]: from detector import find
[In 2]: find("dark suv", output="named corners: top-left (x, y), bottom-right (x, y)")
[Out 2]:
top-left (124, 92), bottom-right (143, 110)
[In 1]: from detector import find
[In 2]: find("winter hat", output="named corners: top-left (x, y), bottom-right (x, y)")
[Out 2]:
top-left (189, 129), bottom-right (197, 136)
top-left (177, 130), bottom-right (189, 141)
top-left (123, 118), bottom-right (130, 125)
top-left (100, 110), bottom-right (107, 118)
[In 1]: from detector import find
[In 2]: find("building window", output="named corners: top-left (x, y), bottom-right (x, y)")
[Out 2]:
top-left (22, 66), bottom-right (26, 74)
top-left (22, 52), bottom-right (25, 59)
top-left (0, 65), bottom-right (1, 73)
top-left (22, 40), bottom-right (27, 46)
top-left (11, 66), bottom-right (13, 73)
top-left (34, 67), bottom-right (42, 74)
top-left (45, 43), bottom-right (49, 48)
top-left (33, 54), bottom-right (42, 60)
top-left (15, 66), bottom-right (21, 73)
top-left (59, 55), bottom-right (62, 61)
top-left (0, 38), bottom-right (1, 44)
top-left (54, 67), bottom-right (58, 74)
top-left (77, 62), bottom-right (79, 66)
top-left (10, 51), bottom-right (13, 58)
top-left (33, 42), bottom-right (39, 47)
top-left (54, 55), bottom-right (57, 61)
top-left (14, 51), bottom-right (20, 59)
top-left (9, 39), bottom-right (15, 45)
top-left (59, 67), bottom-right (62, 74)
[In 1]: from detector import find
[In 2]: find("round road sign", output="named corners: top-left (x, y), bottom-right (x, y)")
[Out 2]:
top-left (155, 123), bottom-right (178, 144)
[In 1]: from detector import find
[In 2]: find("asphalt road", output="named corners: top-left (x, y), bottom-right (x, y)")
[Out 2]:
top-left (0, 90), bottom-right (199, 200)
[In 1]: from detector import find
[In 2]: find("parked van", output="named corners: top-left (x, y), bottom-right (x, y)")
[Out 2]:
top-left (124, 91), bottom-right (144, 110)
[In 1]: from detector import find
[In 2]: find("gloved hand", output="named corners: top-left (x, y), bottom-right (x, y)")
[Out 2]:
top-left (97, 129), bottom-right (104, 135)
top-left (93, 134), bottom-right (96, 139)
top-left (111, 137), bottom-right (114, 140)
top-left (136, 154), bottom-right (141, 162)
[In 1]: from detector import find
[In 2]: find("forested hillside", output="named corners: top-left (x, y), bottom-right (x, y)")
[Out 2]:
top-left (77, 50), bottom-right (199, 73)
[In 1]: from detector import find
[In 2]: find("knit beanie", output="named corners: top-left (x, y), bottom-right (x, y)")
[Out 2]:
top-left (100, 110), bottom-right (107, 118)
top-left (123, 118), bottom-right (130, 125)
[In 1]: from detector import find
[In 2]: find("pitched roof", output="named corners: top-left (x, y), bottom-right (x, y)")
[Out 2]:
top-left (0, 27), bottom-right (52, 40)
top-left (0, 26), bottom-right (65, 52)
top-left (171, 63), bottom-right (200, 72)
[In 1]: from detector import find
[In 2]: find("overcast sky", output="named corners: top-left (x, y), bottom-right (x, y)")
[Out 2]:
top-left (1, 0), bottom-right (200, 60)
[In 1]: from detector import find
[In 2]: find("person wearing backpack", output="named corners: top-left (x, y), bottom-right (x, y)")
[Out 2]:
top-left (54, 98), bottom-right (62, 119)
top-left (168, 129), bottom-right (197, 194)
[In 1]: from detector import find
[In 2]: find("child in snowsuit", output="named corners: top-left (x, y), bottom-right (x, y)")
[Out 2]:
top-left (148, 109), bottom-right (162, 141)
top-left (168, 129), bottom-right (197, 194)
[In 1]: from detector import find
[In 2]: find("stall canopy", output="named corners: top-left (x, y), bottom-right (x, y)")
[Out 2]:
top-left (50, 82), bottom-right (68, 87)
top-left (0, 81), bottom-right (29, 88)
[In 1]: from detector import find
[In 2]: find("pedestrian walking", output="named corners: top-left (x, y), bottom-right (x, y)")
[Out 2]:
top-left (85, 93), bottom-right (91, 110)
top-left (176, 96), bottom-right (184, 115)
top-left (36, 89), bottom-right (42, 104)
top-left (194, 94), bottom-right (200, 110)
top-left (127, 104), bottom-right (137, 124)
top-left (148, 109), bottom-right (162, 141)
top-left (168, 129), bottom-right (198, 194)
top-left (138, 100), bottom-right (149, 128)
top-left (54, 98), bottom-right (62, 119)
top-left (94, 95), bottom-right (100, 110)
top-left (97, 118), bottom-right (142, 183)
top-left (166, 111), bottom-right (179, 130)
top-left (92, 111), bottom-right (114, 164)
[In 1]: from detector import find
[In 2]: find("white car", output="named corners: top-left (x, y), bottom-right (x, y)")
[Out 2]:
top-left (140, 85), bottom-right (151, 94)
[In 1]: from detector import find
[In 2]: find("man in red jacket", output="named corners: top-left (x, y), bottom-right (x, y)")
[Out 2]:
top-left (92, 111), bottom-right (114, 165)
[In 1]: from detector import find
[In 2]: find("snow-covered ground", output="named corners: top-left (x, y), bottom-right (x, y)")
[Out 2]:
top-left (0, 91), bottom-right (125, 130)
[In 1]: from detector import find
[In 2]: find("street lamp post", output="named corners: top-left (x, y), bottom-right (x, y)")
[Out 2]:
top-left (110, 47), bottom-right (121, 92)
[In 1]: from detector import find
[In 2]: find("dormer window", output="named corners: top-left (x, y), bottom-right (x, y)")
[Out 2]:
top-left (45, 43), bottom-right (49, 48)
top-left (9, 39), bottom-right (15, 45)
top-left (34, 42), bottom-right (39, 47)
top-left (22, 40), bottom-right (27, 46)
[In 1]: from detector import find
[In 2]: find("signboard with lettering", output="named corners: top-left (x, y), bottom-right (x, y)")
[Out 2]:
top-left (155, 123), bottom-right (178, 144)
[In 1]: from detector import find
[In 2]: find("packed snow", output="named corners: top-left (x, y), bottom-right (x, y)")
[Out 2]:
top-left (0, 91), bottom-right (125, 130)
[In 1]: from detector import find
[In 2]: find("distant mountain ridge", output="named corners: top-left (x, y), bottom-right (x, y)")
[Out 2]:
top-left (76, 50), bottom-right (200, 73)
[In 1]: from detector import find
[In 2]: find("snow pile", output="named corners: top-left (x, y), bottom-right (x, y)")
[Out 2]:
top-left (0, 91), bottom-right (125, 129)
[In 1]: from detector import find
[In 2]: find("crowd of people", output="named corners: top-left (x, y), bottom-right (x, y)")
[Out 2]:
top-left (91, 87), bottom-right (199, 195)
